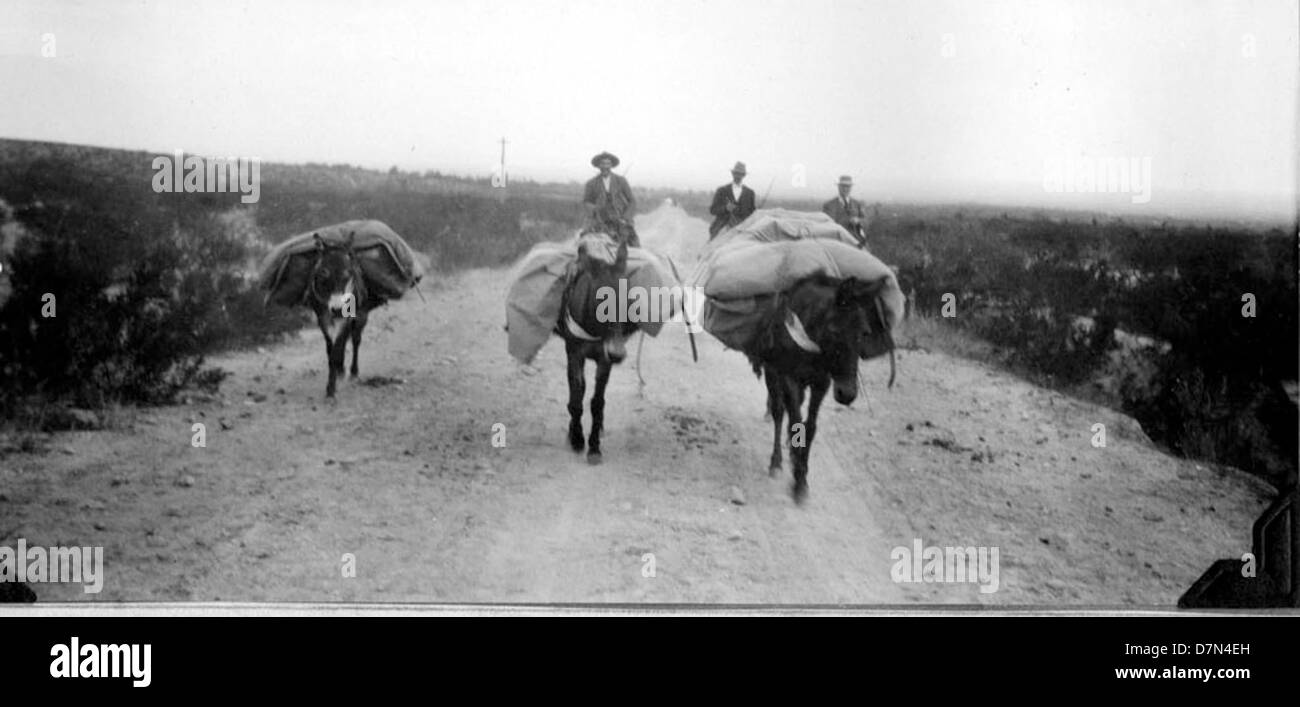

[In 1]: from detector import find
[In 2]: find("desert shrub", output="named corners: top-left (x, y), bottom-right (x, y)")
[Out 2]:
top-left (1111, 227), bottom-right (1297, 487)
top-left (1121, 363), bottom-right (1296, 488)
top-left (256, 174), bottom-right (582, 270)
top-left (870, 207), bottom-right (1296, 486)
top-left (169, 212), bottom-right (308, 352)
top-left (977, 307), bottom-right (1115, 386)
top-left (0, 156), bottom-right (303, 411)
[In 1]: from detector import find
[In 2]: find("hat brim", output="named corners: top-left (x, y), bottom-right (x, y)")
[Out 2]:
top-left (591, 153), bottom-right (620, 168)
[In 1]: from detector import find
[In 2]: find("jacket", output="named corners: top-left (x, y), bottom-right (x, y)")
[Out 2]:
top-left (708, 182), bottom-right (757, 237)
top-left (583, 173), bottom-right (635, 224)
top-left (822, 196), bottom-right (869, 243)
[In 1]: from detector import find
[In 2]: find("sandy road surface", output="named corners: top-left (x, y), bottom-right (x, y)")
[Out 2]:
top-left (0, 209), bottom-right (1275, 605)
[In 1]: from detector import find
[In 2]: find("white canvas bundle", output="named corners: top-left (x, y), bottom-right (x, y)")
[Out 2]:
top-left (504, 234), bottom-right (682, 364)
top-left (688, 209), bottom-right (905, 351)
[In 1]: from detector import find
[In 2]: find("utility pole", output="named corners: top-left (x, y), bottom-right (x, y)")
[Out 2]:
top-left (495, 136), bottom-right (508, 201)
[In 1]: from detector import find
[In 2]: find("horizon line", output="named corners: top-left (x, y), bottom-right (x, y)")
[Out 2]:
top-left (3, 135), bottom-right (1295, 227)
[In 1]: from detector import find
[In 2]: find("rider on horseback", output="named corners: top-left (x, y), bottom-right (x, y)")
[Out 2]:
top-left (582, 151), bottom-right (640, 248)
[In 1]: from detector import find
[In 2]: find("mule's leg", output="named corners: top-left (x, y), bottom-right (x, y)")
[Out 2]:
top-left (566, 343), bottom-right (587, 452)
top-left (782, 378), bottom-right (809, 503)
top-left (797, 376), bottom-right (830, 501)
top-left (349, 309), bottom-right (368, 378)
top-left (318, 315), bottom-right (339, 398)
top-left (587, 358), bottom-right (612, 464)
top-left (764, 368), bottom-right (785, 477)
top-left (328, 319), bottom-right (350, 397)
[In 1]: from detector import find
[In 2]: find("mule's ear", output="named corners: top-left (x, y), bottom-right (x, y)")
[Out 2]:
top-left (345, 231), bottom-right (356, 251)
top-left (313, 233), bottom-right (325, 251)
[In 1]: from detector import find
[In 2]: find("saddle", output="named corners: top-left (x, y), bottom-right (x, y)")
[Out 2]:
top-left (584, 210), bottom-right (640, 248)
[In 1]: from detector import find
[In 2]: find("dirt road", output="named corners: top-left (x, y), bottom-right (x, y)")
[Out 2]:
top-left (0, 208), bottom-right (1275, 605)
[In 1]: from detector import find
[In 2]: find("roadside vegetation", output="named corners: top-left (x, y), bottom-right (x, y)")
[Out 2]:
top-left (1, 138), bottom-right (1293, 489)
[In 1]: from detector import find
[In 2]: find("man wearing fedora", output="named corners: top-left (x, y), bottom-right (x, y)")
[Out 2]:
top-left (582, 151), bottom-right (639, 246)
top-left (823, 174), bottom-right (869, 248)
top-left (707, 161), bottom-right (757, 238)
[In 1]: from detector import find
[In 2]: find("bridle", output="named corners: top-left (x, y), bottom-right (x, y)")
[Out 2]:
top-left (307, 246), bottom-right (362, 309)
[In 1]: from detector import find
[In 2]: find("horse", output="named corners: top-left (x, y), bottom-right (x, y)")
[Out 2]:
top-left (554, 232), bottom-right (639, 464)
top-left (744, 273), bottom-right (896, 504)
top-left (306, 232), bottom-right (377, 398)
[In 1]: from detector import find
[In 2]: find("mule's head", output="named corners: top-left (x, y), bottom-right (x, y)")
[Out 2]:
top-left (311, 232), bottom-right (362, 317)
top-left (817, 276), bottom-right (895, 405)
top-left (569, 232), bottom-right (633, 363)
top-left (837, 277), bottom-right (895, 359)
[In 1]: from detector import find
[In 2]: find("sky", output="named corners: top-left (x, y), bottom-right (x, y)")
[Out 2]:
top-left (1, 0), bottom-right (1296, 222)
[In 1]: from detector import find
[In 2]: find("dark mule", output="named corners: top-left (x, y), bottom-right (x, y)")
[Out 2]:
top-left (554, 233), bottom-right (638, 464)
top-left (744, 273), bottom-right (896, 503)
top-left (306, 233), bottom-right (377, 397)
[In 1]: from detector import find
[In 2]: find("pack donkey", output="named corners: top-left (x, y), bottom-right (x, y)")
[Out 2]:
top-left (306, 233), bottom-right (376, 397)
top-left (554, 233), bottom-right (640, 464)
top-left (745, 273), bottom-right (896, 503)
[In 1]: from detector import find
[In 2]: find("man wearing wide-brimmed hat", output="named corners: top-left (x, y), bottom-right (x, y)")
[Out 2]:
top-left (582, 151), bottom-right (638, 246)
top-left (823, 174), bottom-right (869, 248)
top-left (707, 161), bottom-right (757, 238)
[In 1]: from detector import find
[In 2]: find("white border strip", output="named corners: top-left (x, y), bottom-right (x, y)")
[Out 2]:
top-left (2, 603), bottom-right (1296, 617)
